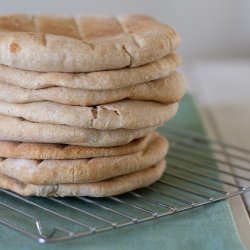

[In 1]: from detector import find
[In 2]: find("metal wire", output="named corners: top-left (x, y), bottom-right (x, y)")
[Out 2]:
top-left (0, 127), bottom-right (249, 244)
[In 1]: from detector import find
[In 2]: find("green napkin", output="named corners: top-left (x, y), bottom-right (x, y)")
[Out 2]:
top-left (0, 94), bottom-right (245, 250)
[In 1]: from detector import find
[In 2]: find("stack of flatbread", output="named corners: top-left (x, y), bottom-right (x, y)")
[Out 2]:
top-left (0, 13), bottom-right (185, 197)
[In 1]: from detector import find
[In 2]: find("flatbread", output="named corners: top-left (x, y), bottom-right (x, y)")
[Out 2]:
top-left (0, 100), bottom-right (178, 129)
top-left (0, 13), bottom-right (180, 72)
top-left (0, 53), bottom-right (181, 90)
top-left (0, 114), bottom-right (157, 146)
top-left (0, 160), bottom-right (166, 197)
top-left (0, 133), bottom-right (167, 185)
top-left (0, 133), bottom-right (154, 160)
top-left (0, 72), bottom-right (185, 106)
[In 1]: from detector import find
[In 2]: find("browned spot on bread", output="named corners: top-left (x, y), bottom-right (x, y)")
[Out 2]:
top-left (9, 42), bottom-right (20, 53)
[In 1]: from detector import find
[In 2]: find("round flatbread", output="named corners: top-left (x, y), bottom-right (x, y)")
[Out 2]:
top-left (0, 53), bottom-right (181, 90)
top-left (0, 100), bottom-right (178, 130)
top-left (0, 160), bottom-right (166, 197)
top-left (0, 72), bottom-right (185, 106)
top-left (0, 14), bottom-right (180, 72)
top-left (0, 114), bottom-right (157, 146)
top-left (0, 133), bottom-right (154, 160)
top-left (0, 134), bottom-right (168, 185)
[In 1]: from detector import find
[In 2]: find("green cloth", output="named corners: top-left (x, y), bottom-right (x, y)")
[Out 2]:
top-left (0, 94), bottom-right (245, 250)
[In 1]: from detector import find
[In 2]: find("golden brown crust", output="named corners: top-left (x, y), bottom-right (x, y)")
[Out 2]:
top-left (0, 134), bottom-right (168, 185)
top-left (0, 160), bottom-right (166, 197)
top-left (0, 132), bottom-right (155, 160)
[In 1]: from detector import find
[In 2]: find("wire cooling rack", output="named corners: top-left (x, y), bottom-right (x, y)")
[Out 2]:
top-left (0, 127), bottom-right (249, 243)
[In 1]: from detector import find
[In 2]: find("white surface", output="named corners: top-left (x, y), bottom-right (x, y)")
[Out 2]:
top-left (0, 0), bottom-right (250, 60)
top-left (183, 59), bottom-right (250, 249)
top-left (183, 59), bottom-right (250, 150)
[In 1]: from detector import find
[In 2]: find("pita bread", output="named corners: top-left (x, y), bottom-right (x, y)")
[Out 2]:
top-left (0, 134), bottom-right (167, 185)
top-left (0, 13), bottom-right (180, 72)
top-left (0, 133), bottom-right (154, 160)
top-left (0, 72), bottom-right (185, 106)
top-left (0, 114), bottom-right (158, 146)
top-left (0, 160), bottom-right (166, 197)
top-left (0, 100), bottom-right (178, 130)
top-left (0, 53), bottom-right (181, 90)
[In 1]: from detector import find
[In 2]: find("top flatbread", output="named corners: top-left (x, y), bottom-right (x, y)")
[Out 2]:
top-left (0, 14), bottom-right (180, 72)
top-left (0, 53), bottom-right (181, 90)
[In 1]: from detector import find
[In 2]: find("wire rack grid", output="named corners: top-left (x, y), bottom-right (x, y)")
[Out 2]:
top-left (0, 127), bottom-right (249, 243)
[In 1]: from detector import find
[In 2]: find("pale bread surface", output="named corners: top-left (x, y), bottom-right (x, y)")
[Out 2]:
top-left (0, 14), bottom-right (180, 72)
top-left (0, 100), bottom-right (178, 129)
top-left (0, 134), bottom-right (167, 185)
top-left (0, 133), bottom-right (153, 160)
top-left (0, 114), bottom-right (157, 146)
top-left (0, 72), bottom-right (185, 106)
top-left (0, 53), bottom-right (181, 90)
top-left (0, 160), bottom-right (166, 197)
